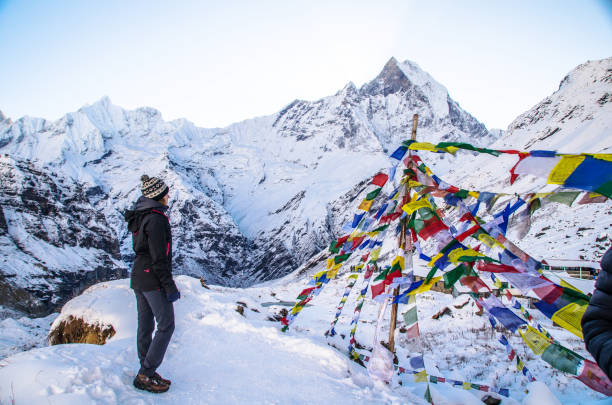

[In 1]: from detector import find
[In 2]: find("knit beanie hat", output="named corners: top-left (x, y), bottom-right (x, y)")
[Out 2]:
top-left (141, 175), bottom-right (169, 201)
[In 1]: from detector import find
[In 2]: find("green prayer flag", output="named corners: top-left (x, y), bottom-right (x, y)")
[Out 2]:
top-left (545, 191), bottom-right (580, 207)
top-left (403, 306), bottom-right (418, 325)
top-left (541, 343), bottom-right (583, 375)
top-left (424, 384), bottom-right (432, 403)
top-left (417, 206), bottom-right (435, 220)
top-left (444, 265), bottom-right (466, 289)
top-left (371, 224), bottom-right (389, 233)
top-left (329, 241), bottom-right (340, 254)
top-left (373, 268), bottom-right (389, 282)
top-left (529, 198), bottom-right (541, 214)
top-left (595, 180), bottom-right (612, 199)
top-left (455, 189), bottom-right (469, 199)
top-left (425, 266), bottom-right (438, 283)
top-left (334, 253), bottom-right (351, 264)
top-left (366, 188), bottom-right (382, 201)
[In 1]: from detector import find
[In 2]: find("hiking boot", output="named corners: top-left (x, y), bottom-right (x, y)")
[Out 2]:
top-left (133, 373), bottom-right (170, 393)
top-left (152, 372), bottom-right (171, 386)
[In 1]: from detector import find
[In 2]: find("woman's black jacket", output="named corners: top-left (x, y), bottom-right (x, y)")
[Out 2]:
top-left (124, 196), bottom-right (178, 296)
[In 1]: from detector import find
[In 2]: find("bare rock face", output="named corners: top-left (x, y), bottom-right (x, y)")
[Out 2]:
top-left (48, 315), bottom-right (115, 345)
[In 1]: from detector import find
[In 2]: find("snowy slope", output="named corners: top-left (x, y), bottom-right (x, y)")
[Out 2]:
top-left (0, 270), bottom-right (608, 404)
top-left (0, 57), bottom-right (495, 314)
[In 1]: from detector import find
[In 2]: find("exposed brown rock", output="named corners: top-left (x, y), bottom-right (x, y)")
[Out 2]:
top-left (48, 315), bottom-right (115, 345)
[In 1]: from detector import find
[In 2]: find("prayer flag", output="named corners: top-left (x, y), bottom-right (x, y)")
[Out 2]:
top-left (444, 264), bottom-right (466, 289)
top-left (358, 199), bottom-right (373, 211)
top-left (371, 282), bottom-right (386, 299)
top-left (372, 173), bottom-right (389, 187)
top-left (391, 146), bottom-right (408, 160)
top-left (366, 188), bottom-right (382, 201)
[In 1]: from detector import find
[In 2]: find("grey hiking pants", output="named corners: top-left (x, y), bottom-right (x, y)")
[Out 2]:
top-left (134, 289), bottom-right (175, 377)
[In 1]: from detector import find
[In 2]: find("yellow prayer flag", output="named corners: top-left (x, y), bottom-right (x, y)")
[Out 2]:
top-left (354, 264), bottom-right (364, 271)
top-left (468, 191), bottom-right (480, 199)
top-left (414, 370), bottom-right (428, 382)
top-left (327, 264), bottom-right (343, 279)
top-left (559, 278), bottom-right (583, 294)
top-left (447, 247), bottom-right (485, 263)
top-left (588, 153), bottom-right (612, 162)
top-left (551, 302), bottom-right (587, 339)
top-left (409, 277), bottom-right (442, 295)
top-left (392, 255), bottom-right (405, 271)
top-left (348, 274), bottom-right (359, 281)
top-left (366, 231), bottom-right (379, 238)
top-left (477, 233), bottom-right (502, 249)
top-left (370, 248), bottom-right (382, 262)
top-left (408, 142), bottom-right (439, 152)
top-left (428, 252), bottom-right (444, 268)
top-left (326, 258), bottom-right (334, 269)
top-left (462, 382), bottom-right (472, 390)
top-left (547, 155), bottom-right (585, 184)
top-left (358, 199), bottom-right (374, 211)
top-left (402, 198), bottom-right (432, 215)
top-left (408, 180), bottom-right (422, 187)
top-left (445, 146), bottom-right (459, 154)
top-left (519, 326), bottom-right (552, 355)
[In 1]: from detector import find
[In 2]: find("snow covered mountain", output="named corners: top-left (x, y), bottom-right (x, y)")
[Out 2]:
top-left (0, 57), bottom-right (496, 315)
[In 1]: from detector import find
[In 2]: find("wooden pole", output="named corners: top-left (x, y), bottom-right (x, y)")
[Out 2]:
top-left (388, 114), bottom-right (418, 353)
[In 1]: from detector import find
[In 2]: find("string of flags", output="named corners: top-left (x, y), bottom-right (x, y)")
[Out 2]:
top-left (392, 140), bottom-right (612, 198)
top-left (326, 271), bottom-right (360, 337)
top-left (348, 264), bottom-right (376, 361)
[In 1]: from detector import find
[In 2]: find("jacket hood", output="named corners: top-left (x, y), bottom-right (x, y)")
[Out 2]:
top-left (124, 196), bottom-right (168, 232)
top-left (132, 196), bottom-right (168, 212)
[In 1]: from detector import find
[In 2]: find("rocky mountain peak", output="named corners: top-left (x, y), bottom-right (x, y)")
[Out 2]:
top-left (361, 57), bottom-right (413, 96)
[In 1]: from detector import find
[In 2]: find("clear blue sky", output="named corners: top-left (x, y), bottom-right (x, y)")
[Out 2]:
top-left (0, 0), bottom-right (610, 130)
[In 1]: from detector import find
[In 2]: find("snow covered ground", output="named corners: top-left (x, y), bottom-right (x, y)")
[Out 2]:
top-left (0, 265), bottom-right (610, 404)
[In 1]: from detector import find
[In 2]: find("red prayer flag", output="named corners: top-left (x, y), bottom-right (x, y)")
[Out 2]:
top-left (405, 323), bottom-right (420, 338)
top-left (352, 236), bottom-right (366, 250)
top-left (385, 268), bottom-right (402, 285)
top-left (533, 283), bottom-right (563, 304)
top-left (577, 359), bottom-right (612, 396)
top-left (461, 276), bottom-right (490, 293)
top-left (508, 349), bottom-right (516, 361)
top-left (298, 287), bottom-right (315, 297)
top-left (505, 290), bottom-right (513, 301)
top-left (371, 282), bottom-right (386, 299)
top-left (447, 185), bottom-right (460, 193)
top-left (336, 235), bottom-right (350, 247)
top-left (418, 218), bottom-right (449, 240)
top-left (460, 212), bottom-right (477, 223)
top-left (372, 173), bottom-right (389, 187)
top-left (476, 262), bottom-right (521, 273)
top-left (362, 253), bottom-right (370, 262)
top-left (509, 152), bottom-right (529, 185)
